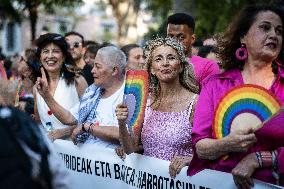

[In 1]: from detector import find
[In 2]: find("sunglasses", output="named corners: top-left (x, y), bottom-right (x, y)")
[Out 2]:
top-left (68, 41), bottom-right (82, 49)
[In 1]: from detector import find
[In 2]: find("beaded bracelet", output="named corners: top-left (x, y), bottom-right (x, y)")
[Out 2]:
top-left (88, 121), bottom-right (100, 134)
top-left (255, 152), bottom-right (263, 168)
top-left (260, 151), bottom-right (272, 167)
top-left (271, 150), bottom-right (280, 185)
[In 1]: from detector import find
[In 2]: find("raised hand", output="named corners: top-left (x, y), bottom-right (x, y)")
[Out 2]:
top-left (36, 67), bottom-right (49, 98)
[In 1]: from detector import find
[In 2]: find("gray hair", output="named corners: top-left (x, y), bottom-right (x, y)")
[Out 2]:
top-left (143, 37), bottom-right (199, 100)
top-left (96, 46), bottom-right (127, 78)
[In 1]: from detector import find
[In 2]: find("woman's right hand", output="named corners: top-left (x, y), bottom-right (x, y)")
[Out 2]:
top-left (224, 128), bottom-right (257, 153)
top-left (36, 67), bottom-right (49, 98)
top-left (115, 104), bottom-right (128, 125)
top-left (71, 125), bottom-right (83, 145)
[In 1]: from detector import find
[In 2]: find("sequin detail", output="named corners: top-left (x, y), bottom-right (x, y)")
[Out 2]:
top-left (141, 95), bottom-right (196, 161)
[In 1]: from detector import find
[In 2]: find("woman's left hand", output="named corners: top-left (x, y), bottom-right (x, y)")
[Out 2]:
top-left (232, 153), bottom-right (259, 189)
top-left (169, 155), bottom-right (192, 178)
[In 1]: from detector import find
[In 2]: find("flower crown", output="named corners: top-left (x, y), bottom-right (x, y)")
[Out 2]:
top-left (143, 37), bottom-right (187, 64)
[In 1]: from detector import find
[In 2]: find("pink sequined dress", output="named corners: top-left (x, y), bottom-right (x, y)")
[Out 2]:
top-left (141, 95), bottom-right (197, 161)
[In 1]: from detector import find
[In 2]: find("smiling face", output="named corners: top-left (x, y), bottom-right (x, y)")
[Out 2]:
top-left (91, 54), bottom-right (114, 88)
top-left (150, 45), bottom-right (183, 83)
top-left (241, 11), bottom-right (283, 62)
top-left (40, 43), bottom-right (64, 73)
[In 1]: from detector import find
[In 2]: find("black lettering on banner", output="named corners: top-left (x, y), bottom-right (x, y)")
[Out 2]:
top-left (176, 180), bottom-right (181, 189)
top-left (158, 176), bottom-right (163, 189)
top-left (147, 173), bottom-right (152, 189)
top-left (141, 172), bottom-right (147, 188)
top-left (189, 183), bottom-right (196, 189)
top-left (77, 157), bottom-right (81, 172)
top-left (87, 159), bottom-right (92, 174)
top-left (100, 161), bottom-right (105, 177)
top-left (95, 161), bottom-right (100, 176)
top-left (105, 162), bottom-right (111, 178)
top-left (114, 164), bottom-right (120, 179)
top-left (129, 168), bottom-right (135, 187)
top-left (169, 178), bottom-right (175, 189)
top-left (121, 165), bottom-right (126, 182)
top-left (72, 156), bottom-right (76, 171)
top-left (199, 187), bottom-right (210, 189)
top-left (164, 177), bottom-right (169, 189)
top-left (66, 154), bottom-right (70, 169)
top-left (137, 171), bottom-right (142, 188)
top-left (81, 158), bottom-right (86, 173)
top-left (152, 174), bottom-right (157, 189)
top-left (126, 167), bottom-right (132, 184)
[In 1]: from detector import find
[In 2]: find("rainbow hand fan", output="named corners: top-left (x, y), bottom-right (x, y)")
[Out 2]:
top-left (213, 84), bottom-right (281, 139)
top-left (123, 70), bottom-right (149, 135)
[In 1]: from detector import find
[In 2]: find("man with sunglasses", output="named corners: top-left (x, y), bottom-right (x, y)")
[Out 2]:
top-left (65, 31), bottom-right (93, 85)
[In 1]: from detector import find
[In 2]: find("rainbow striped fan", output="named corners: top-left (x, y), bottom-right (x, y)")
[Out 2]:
top-left (123, 70), bottom-right (149, 135)
top-left (213, 84), bottom-right (281, 139)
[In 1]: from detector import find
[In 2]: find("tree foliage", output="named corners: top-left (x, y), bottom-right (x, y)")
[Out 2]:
top-left (143, 0), bottom-right (283, 41)
top-left (1, 0), bottom-right (83, 43)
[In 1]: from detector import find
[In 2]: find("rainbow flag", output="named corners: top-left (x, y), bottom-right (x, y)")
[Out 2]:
top-left (123, 70), bottom-right (149, 135)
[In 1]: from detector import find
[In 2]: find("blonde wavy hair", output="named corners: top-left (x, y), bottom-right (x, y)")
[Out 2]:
top-left (143, 37), bottom-right (199, 101)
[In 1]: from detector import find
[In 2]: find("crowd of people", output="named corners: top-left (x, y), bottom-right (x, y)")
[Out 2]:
top-left (0, 3), bottom-right (283, 189)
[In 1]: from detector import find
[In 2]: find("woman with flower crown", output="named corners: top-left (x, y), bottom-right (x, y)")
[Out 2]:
top-left (116, 37), bottom-right (199, 178)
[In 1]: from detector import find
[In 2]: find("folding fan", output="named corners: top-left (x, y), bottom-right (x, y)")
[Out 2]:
top-left (213, 84), bottom-right (281, 138)
top-left (123, 70), bottom-right (149, 135)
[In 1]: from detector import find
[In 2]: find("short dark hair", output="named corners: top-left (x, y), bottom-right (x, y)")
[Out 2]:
top-left (198, 45), bottom-right (214, 58)
top-left (84, 44), bottom-right (100, 57)
top-left (19, 96), bottom-right (34, 115)
top-left (167, 13), bottom-right (195, 32)
top-left (35, 33), bottom-right (76, 85)
top-left (64, 31), bottom-right (84, 44)
top-left (121, 44), bottom-right (140, 60)
top-left (84, 40), bottom-right (99, 48)
top-left (100, 42), bottom-right (115, 48)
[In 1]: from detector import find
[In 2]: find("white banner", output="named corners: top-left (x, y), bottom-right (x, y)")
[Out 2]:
top-left (53, 140), bottom-right (282, 189)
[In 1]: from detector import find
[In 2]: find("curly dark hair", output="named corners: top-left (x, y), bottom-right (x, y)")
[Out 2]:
top-left (35, 33), bottom-right (76, 85)
top-left (216, 4), bottom-right (284, 72)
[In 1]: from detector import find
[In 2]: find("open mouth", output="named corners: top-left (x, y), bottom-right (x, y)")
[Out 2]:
top-left (265, 42), bottom-right (277, 49)
top-left (46, 60), bottom-right (57, 66)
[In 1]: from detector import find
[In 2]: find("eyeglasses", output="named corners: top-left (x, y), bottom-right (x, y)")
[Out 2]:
top-left (68, 41), bottom-right (82, 49)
